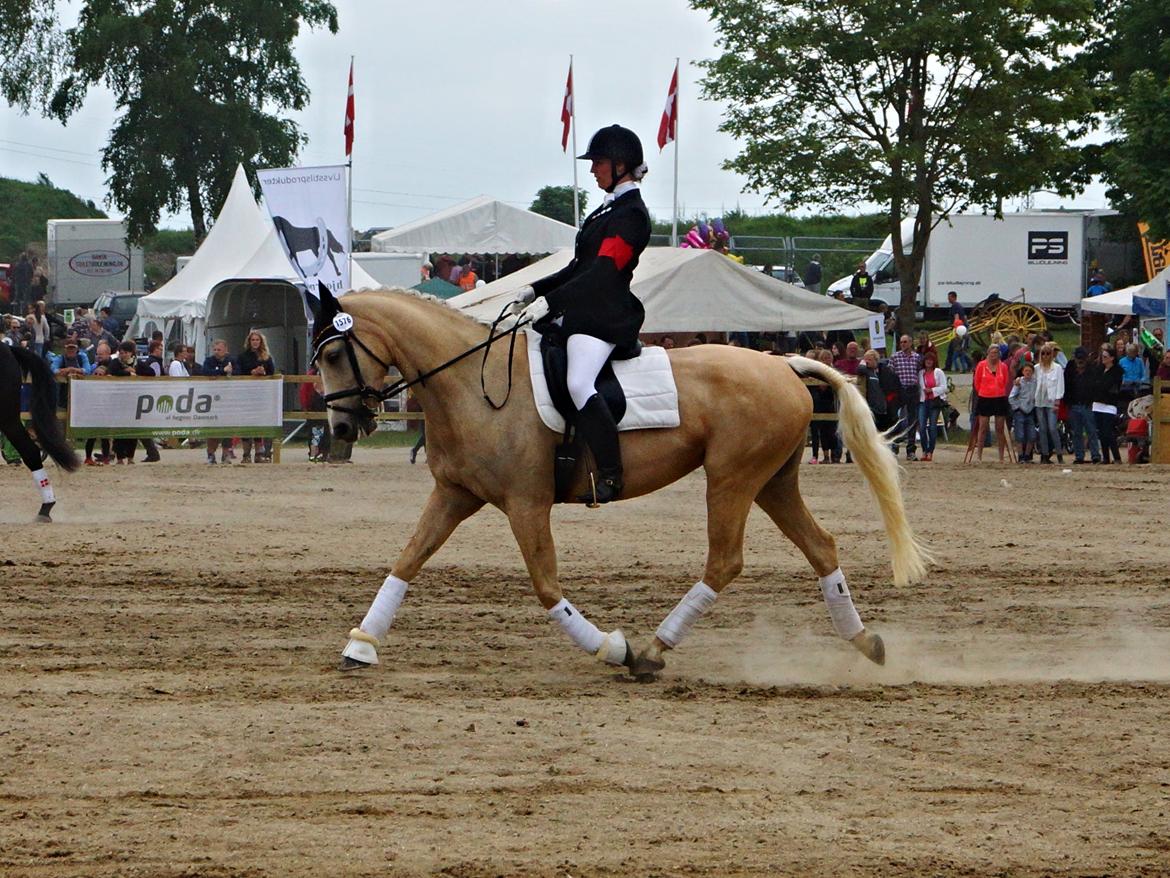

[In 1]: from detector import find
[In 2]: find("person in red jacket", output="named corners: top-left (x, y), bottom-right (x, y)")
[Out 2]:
top-left (511, 125), bottom-right (651, 504)
top-left (973, 344), bottom-right (1012, 462)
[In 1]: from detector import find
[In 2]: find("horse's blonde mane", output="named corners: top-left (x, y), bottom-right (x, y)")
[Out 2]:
top-left (343, 286), bottom-right (486, 331)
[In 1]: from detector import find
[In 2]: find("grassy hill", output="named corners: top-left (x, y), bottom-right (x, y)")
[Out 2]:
top-left (0, 174), bottom-right (106, 263)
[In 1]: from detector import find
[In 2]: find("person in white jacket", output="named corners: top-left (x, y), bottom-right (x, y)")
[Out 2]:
top-left (1033, 343), bottom-right (1065, 463)
top-left (916, 350), bottom-right (948, 462)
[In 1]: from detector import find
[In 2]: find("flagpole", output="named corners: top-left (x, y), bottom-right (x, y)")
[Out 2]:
top-left (346, 54), bottom-right (354, 285)
top-left (570, 56), bottom-right (579, 230)
top-left (671, 57), bottom-right (679, 248)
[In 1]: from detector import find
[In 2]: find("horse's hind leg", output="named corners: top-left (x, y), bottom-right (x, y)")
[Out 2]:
top-left (0, 415), bottom-right (55, 522)
top-left (631, 477), bottom-right (757, 681)
top-left (753, 451), bottom-right (885, 665)
top-left (340, 482), bottom-right (484, 671)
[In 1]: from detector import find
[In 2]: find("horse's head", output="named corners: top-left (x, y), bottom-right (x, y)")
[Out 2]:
top-left (311, 284), bottom-right (390, 443)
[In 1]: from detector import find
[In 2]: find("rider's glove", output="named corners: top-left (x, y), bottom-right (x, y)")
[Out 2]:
top-left (508, 285), bottom-right (537, 314)
top-left (518, 297), bottom-right (550, 324)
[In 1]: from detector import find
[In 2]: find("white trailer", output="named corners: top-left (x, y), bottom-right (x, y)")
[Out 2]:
top-left (828, 210), bottom-right (1114, 309)
top-left (46, 219), bottom-right (145, 307)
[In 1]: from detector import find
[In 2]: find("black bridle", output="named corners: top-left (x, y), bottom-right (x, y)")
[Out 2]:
top-left (310, 301), bottom-right (529, 432)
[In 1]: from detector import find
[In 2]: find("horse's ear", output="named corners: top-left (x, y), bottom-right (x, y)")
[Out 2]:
top-left (313, 282), bottom-right (340, 339)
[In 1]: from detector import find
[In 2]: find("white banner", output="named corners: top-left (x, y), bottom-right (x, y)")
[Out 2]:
top-left (257, 164), bottom-right (350, 296)
top-left (68, 377), bottom-right (283, 439)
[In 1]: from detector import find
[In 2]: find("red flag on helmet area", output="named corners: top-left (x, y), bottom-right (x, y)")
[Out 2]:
top-left (657, 61), bottom-right (678, 150)
top-left (560, 63), bottom-right (574, 152)
top-left (344, 59), bottom-right (355, 158)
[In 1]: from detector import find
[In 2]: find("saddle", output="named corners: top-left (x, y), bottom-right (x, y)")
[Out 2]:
top-left (538, 329), bottom-right (641, 502)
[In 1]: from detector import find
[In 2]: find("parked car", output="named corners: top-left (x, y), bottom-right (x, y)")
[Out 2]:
top-left (92, 291), bottom-right (147, 338)
top-left (0, 263), bottom-right (11, 308)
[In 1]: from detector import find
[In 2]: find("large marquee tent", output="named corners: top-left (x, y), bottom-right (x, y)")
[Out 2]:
top-left (370, 196), bottom-right (577, 255)
top-left (130, 165), bottom-right (380, 365)
top-left (446, 247), bottom-right (873, 333)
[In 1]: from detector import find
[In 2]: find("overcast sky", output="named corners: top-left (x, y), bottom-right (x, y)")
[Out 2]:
top-left (0, 0), bottom-right (1108, 234)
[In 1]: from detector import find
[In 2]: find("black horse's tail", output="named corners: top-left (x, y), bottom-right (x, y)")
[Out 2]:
top-left (10, 346), bottom-right (80, 472)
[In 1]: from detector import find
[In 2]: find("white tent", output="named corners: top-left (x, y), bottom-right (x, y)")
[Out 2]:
top-left (370, 196), bottom-right (577, 255)
top-left (1081, 284), bottom-right (1141, 315)
top-left (130, 165), bottom-right (380, 359)
top-left (447, 247), bottom-right (873, 332)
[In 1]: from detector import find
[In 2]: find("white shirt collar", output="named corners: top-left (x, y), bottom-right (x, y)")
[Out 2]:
top-left (604, 180), bottom-right (639, 204)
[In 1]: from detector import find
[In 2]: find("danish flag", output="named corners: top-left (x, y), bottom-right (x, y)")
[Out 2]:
top-left (344, 59), bottom-right (355, 158)
top-left (657, 61), bottom-right (679, 150)
top-left (560, 62), bottom-right (574, 152)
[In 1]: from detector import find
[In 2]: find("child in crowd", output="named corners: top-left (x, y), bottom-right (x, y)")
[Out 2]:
top-left (1009, 360), bottom-right (1038, 463)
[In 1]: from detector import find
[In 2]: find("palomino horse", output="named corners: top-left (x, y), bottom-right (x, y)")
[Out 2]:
top-left (0, 342), bottom-right (80, 520)
top-left (312, 287), bottom-right (928, 679)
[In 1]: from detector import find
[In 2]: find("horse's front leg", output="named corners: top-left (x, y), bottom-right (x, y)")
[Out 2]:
top-left (340, 482), bottom-right (484, 670)
top-left (506, 502), bottom-right (633, 670)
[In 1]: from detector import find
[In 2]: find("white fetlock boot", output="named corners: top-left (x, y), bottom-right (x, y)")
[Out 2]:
top-left (340, 628), bottom-right (380, 670)
top-left (595, 629), bottom-right (633, 668)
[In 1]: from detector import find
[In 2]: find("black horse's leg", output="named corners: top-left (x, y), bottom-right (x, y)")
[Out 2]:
top-left (0, 413), bottom-right (55, 521)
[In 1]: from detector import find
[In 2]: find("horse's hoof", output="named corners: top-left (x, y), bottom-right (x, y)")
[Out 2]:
top-left (630, 648), bottom-right (666, 682)
top-left (851, 630), bottom-right (886, 666)
top-left (34, 514), bottom-right (52, 524)
top-left (35, 502), bottom-right (54, 523)
top-left (338, 656), bottom-right (372, 672)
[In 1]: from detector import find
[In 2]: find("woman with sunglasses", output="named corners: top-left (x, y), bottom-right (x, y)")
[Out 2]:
top-left (1033, 343), bottom-right (1065, 464)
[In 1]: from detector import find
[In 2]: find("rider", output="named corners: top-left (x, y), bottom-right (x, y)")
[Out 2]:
top-left (512, 124), bottom-right (651, 503)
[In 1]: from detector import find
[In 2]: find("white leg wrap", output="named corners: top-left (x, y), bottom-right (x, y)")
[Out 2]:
top-left (819, 568), bottom-right (863, 640)
top-left (548, 598), bottom-right (605, 655)
top-left (655, 581), bottom-right (718, 649)
top-left (32, 468), bottom-right (54, 504)
top-left (359, 574), bottom-right (408, 641)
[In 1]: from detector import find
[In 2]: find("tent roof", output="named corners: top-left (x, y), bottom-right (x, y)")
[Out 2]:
top-left (136, 165), bottom-right (377, 322)
top-left (1081, 284), bottom-right (1142, 315)
top-left (447, 247), bottom-right (873, 332)
top-left (370, 195), bottom-right (577, 255)
top-left (412, 277), bottom-right (463, 299)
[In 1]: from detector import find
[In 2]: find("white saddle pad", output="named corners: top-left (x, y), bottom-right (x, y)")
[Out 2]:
top-left (525, 330), bottom-right (680, 433)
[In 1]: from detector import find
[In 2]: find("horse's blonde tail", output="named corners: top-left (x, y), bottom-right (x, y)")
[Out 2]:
top-left (787, 355), bottom-right (930, 586)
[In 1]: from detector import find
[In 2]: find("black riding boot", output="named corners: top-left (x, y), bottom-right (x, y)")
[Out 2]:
top-left (574, 393), bottom-right (623, 505)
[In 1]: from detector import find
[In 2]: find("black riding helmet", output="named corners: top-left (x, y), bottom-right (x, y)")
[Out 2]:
top-left (578, 124), bottom-right (644, 192)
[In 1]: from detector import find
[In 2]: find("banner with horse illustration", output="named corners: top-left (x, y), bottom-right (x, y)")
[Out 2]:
top-left (258, 164), bottom-right (350, 296)
top-left (67, 377), bottom-right (283, 439)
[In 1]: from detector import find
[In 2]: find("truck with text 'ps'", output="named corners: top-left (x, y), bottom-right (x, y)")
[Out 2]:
top-left (47, 219), bottom-right (145, 307)
top-left (827, 210), bottom-right (1115, 310)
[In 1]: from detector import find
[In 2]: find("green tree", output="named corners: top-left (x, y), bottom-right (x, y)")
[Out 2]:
top-left (0, 0), bottom-right (65, 109)
top-left (530, 185), bottom-right (588, 226)
top-left (1088, 0), bottom-right (1170, 240)
top-left (691, 0), bottom-right (1094, 332)
top-left (14, 0), bottom-right (337, 243)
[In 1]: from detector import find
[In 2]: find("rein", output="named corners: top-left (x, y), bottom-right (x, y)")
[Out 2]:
top-left (313, 300), bottom-right (529, 422)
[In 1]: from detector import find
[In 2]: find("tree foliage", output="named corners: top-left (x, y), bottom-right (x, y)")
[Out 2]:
top-left (1089, 0), bottom-right (1170, 240)
top-left (529, 185), bottom-right (588, 226)
top-left (691, 0), bottom-right (1094, 330)
top-left (0, 0), bottom-right (66, 109)
top-left (22, 0), bottom-right (337, 243)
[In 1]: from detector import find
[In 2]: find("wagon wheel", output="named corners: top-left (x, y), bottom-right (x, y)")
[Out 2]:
top-left (992, 303), bottom-right (1046, 340)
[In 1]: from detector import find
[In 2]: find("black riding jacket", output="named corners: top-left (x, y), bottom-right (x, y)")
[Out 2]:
top-left (531, 186), bottom-right (650, 347)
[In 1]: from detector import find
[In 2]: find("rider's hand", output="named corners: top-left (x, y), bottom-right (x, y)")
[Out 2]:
top-left (509, 286), bottom-right (536, 314)
top-left (518, 297), bottom-right (550, 324)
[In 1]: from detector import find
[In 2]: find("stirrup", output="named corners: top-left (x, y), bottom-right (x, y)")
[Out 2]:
top-left (578, 471), bottom-right (623, 507)
top-left (340, 627), bottom-right (379, 670)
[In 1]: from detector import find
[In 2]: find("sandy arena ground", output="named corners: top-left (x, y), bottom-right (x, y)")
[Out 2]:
top-left (1, 444), bottom-right (1168, 877)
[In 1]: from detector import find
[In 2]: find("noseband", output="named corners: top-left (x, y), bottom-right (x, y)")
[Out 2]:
top-left (310, 301), bottom-right (529, 432)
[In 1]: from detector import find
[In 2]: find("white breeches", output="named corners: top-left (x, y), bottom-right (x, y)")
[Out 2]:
top-left (566, 333), bottom-right (616, 411)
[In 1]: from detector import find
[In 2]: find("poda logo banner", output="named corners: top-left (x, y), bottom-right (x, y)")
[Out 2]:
top-left (257, 165), bottom-right (350, 297)
top-left (1027, 231), bottom-right (1069, 264)
top-left (68, 377), bottom-right (284, 439)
